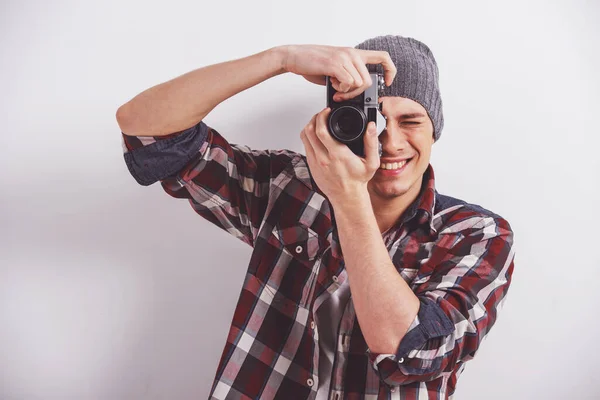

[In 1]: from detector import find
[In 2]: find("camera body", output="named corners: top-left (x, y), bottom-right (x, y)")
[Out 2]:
top-left (326, 72), bottom-right (387, 157)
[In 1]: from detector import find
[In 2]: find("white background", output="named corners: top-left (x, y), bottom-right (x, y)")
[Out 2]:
top-left (1, 0), bottom-right (599, 399)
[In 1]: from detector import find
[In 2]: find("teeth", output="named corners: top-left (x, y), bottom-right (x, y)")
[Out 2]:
top-left (379, 159), bottom-right (408, 170)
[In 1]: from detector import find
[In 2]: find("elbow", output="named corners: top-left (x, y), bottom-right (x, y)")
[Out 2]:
top-left (116, 103), bottom-right (135, 135)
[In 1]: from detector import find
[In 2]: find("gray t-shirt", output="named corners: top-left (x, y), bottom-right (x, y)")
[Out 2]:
top-left (315, 279), bottom-right (352, 400)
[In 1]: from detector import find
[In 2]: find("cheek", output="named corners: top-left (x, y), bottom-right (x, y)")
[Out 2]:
top-left (410, 137), bottom-right (432, 156)
top-left (411, 140), bottom-right (433, 169)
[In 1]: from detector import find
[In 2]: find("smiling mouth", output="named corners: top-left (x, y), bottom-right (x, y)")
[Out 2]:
top-left (379, 157), bottom-right (413, 171)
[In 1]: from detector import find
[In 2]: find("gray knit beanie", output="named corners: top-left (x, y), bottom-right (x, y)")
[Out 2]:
top-left (355, 35), bottom-right (444, 141)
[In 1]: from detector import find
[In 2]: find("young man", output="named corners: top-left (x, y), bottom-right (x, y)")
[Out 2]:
top-left (117, 35), bottom-right (515, 400)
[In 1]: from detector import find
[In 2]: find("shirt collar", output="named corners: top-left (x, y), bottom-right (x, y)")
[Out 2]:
top-left (399, 164), bottom-right (437, 234)
top-left (292, 157), bottom-right (437, 233)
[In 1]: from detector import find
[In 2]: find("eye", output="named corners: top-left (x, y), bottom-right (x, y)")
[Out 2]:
top-left (401, 121), bottom-right (420, 125)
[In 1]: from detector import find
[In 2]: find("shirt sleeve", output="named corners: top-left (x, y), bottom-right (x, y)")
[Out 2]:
top-left (121, 120), bottom-right (299, 247)
top-left (366, 215), bottom-right (515, 386)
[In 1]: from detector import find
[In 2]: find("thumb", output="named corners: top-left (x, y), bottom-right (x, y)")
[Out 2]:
top-left (363, 122), bottom-right (380, 169)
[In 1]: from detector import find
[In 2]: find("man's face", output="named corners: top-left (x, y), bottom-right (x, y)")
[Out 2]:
top-left (367, 96), bottom-right (435, 200)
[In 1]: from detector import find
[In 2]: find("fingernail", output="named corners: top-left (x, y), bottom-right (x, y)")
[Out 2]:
top-left (369, 122), bottom-right (377, 134)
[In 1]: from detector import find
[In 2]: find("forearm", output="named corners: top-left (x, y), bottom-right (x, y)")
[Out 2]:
top-left (117, 46), bottom-right (289, 137)
top-left (332, 191), bottom-right (420, 354)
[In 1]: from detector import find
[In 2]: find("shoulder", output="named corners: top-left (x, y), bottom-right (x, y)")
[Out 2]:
top-left (433, 191), bottom-right (513, 237)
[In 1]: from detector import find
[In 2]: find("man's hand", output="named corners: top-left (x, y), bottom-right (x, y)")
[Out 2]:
top-left (299, 107), bottom-right (381, 207)
top-left (283, 45), bottom-right (397, 101)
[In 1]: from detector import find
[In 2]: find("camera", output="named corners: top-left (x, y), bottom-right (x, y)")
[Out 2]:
top-left (326, 72), bottom-right (387, 157)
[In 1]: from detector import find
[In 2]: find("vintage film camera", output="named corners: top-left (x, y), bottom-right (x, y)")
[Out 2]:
top-left (326, 72), bottom-right (387, 157)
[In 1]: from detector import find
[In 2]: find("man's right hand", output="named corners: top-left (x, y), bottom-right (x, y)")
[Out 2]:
top-left (281, 44), bottom-right (397, 102)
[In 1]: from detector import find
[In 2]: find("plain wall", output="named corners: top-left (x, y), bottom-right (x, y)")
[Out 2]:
top-left (1, 0), bottom-right (599, 398)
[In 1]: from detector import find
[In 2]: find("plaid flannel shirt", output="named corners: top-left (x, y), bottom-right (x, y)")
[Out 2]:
top-left (121, 119), bottom-right (515, 400)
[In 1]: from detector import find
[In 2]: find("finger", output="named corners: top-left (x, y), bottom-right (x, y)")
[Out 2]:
top-left (300, 114), bottom-right (318, 156)
top-left (352, 56), bottom-right (372, 94)
top-left (331, 76), bottom-right (352, 93)
top-left (335, 58), bottom-right (374, 101)
top-left (342, 62), bottom-right (363, 91)
top-left (358, 50), bottom-right (397, 86)
top-left (315, 107), bottom-right (345, 154)
top-left (330, 77), bottom-right (345, 93)
top-left (363, 121), bottom-right (381, 169)
top-left (335, 86), bottom-right (363, 102)
top-left (332, 66), bottom-right (354, 92)
top-left (334, 58), bottom-right (370, 102)
top-left (305, 112), bottom-right (330, 158)
top-left (300, 128), bottom-right (317, 163)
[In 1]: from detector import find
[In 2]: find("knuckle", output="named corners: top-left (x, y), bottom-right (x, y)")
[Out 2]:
top-left (352, 54), bottom-right (364, 67)
top-left (335, 53), bottom-right (346, 63)
top-left (337, 154), bottom-right (349, 164)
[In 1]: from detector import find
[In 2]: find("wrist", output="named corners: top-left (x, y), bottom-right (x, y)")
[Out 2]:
top-left (270, 45), bottom-right (290, 75)
top-left (331, 187), bottom-right (371, 213)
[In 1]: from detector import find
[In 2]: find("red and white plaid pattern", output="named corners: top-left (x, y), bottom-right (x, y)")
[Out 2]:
top-left (122, 120), bottom-right (515, 399)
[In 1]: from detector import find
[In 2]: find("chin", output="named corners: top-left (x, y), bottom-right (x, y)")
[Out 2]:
top-left (369, 179), bottom-right (414, 199)
top-left (369, 164), bottom-right (425, 200)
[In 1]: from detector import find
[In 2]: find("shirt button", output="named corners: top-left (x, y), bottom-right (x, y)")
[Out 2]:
top-left (332, 275), bottom-right (338, 282)
top-left (295, 245), bottom-right (303, 254)
top-left (307, 378), bottom-right (314, 387)
top-left (310, 321), bottom-right (315, 330)
top-left (398, 357), bottom-right (404, 363)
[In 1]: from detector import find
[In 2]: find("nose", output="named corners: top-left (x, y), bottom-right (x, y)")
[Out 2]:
top-left (379, 124), bottom-right (409, 155)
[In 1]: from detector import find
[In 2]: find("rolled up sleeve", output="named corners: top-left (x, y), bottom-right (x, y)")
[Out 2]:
top-left (122, 120), bottom-right (209, 186)
top-left (121, 120), bottom-right (299, 247)
top-left (367, 216), bottom-right (515, 385)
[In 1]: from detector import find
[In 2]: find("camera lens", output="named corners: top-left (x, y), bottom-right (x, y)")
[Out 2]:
top-left (329, 106), bottom-right (365, 142)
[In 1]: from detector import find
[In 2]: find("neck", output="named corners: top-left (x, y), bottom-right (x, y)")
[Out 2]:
top-left (368, 177), bottom-right (423, 234)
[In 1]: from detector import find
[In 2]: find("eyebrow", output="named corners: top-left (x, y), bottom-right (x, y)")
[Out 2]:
top-left (397, 112), bottom-right (427, 119)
